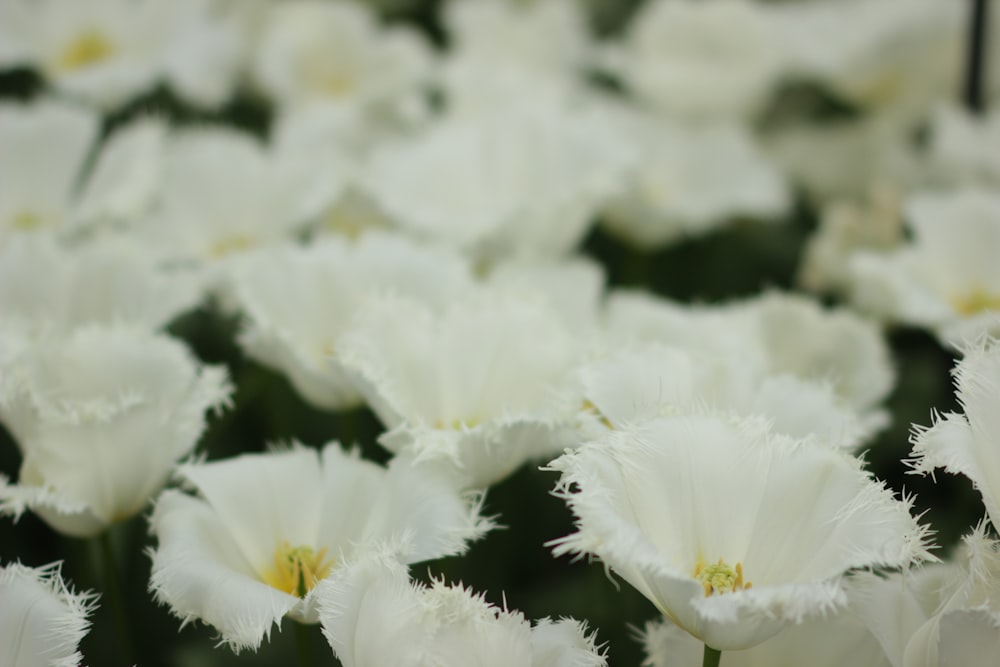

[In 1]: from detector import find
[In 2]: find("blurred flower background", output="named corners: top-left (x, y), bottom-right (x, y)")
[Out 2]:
top-left (1, 0), bottom-right (998, 665)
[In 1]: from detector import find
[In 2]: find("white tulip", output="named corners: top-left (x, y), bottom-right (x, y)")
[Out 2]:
top-left (0, 326), bottom-right (230, 537)
top-left (548, 413), bottom-right (933, 651)
top-left (148, 444), bottom-right (491, 652)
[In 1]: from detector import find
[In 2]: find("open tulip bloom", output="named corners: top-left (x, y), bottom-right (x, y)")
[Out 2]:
top-left (148, 443), bottom-right (492, 651)
top-left (547, 413), bottom-right (933, 652)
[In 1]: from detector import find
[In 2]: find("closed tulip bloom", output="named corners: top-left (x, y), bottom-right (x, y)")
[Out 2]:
top-left (0, 326), bottom-right (231, 537)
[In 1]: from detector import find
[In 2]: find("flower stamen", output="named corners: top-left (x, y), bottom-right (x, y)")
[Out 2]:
top-left (693, 558), bottom-right (752, 597)
top-left (262, 541), bottom-right (335, 598)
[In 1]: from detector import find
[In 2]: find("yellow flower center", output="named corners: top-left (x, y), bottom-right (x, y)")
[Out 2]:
top-left (57, 30), bottom-right (116, 71)
top-left (262, 542), bottom-right (335, 598)
top-left (952, 288), bottom-right (1000, 317)
top-left (693, 558), bottom-right (752, 597)
top-left (208, 235), bottom-right (254, 258)
top-left (9, 211), bottom-right (47, 230)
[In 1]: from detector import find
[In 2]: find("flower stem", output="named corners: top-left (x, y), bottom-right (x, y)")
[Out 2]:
top-left (703, 645), bottom-right (723, 667)
top-left (97, 531), bottom-right (134, 666)
top-left (964, 0), bottom-right (991, 113)
top-left (295, 621), bottom-right (313, 667)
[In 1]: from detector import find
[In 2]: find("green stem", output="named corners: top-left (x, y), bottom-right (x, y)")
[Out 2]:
top-left (97, 531), bottom-right (134, 666)
top-left (294, 621), bottom-right (313, 667)
top-left (703, 645), bottom-right (723, 667)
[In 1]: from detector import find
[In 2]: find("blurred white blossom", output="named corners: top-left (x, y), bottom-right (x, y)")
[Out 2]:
top-left (0, 0), bottom-right (243, 109)
top-left (253, 0), bottom-right (431, 115)
top-left (230, 233), bottom-right (472, 410)
top-left (613, 0), bottom-right (781, 122)
top-left (848, 189), bottom-right (1000, 346)
top-left (340, 290), bottom-right (583, 488)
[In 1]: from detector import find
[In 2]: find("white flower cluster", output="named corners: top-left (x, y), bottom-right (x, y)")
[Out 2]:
top-left (0, 0), bottom-right (998, 665)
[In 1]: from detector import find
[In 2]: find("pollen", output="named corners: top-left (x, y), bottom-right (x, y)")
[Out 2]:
top-left (261, 541), bottom-right (335, 598)
top-left (952, 288), bottom-right (1000, 317)
top-left (693, 558), bottom-right (752, 597)
top-left (57, 30), bottom-right (115, 71)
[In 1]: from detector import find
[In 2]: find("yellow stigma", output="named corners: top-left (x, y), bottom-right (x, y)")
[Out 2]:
top-left (693, 558), bottom-right (752, 597)
top-left (953, 288), bottom-right (1000, 317)
top-left (262, 542), bottom-right (335, 598)
top-left (57, 30), bottom-right (115, 71)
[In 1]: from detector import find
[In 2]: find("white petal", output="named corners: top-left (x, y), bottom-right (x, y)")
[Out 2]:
top-left (148, 490), bottom-right (300, 652)
top-left (0, 561), bottom-right (97, 667)
top-left (176, 447), bottom-right (324, 574)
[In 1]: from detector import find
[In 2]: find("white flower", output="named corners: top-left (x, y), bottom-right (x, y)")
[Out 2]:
top-left (849, 525), bottom-right (1000, 667)
top-left (604, 290), bottom-right (765, 368)
top-left (0, 0), bottom-right (242, 109)
top-left (762, 115), bottom-right (921, 201)
top-left (910, 338), bottom-right (1000, 531)
top-left (734, 291), bottom-right (895, 416)
top-left (578, 343), bottom-right (872, 449)
top-left (768, 0), bottom-right (962, 127)
top-left (148, 444), bottom-right (491, 652)
top-left (604, 290), bottom-right (895, 418)
top-left (138, 126), bottom-right (317, 264)
top-left (848, 189), bottom-right (1000, 346)
top-left (482, 256), bottom-right (606, 333)
top-left (0, 100), bottom-right (97, 240)
top-left (614, 0), bottom-right (781, 122)
top-left (0, 561), bottom-right (97, 667)
top-left (597, 104), bottom-right (788, 249)
top-left (363, 102), bottom-right (631, 259)
top-left (0, 100), bottom-right (164, 239)
top-left (926, 104), bottom-right (1000, 189)
top-left (339, 291), bottom-right (583, 488)
top-left (798, 187), bottom-right (904, 295)
top-left (230, 233), bottom-right (472, 410)
top-left (253, 0), bottom-right (431, 113)
top-left (0, 325), bottom-right (231, 537)
top-left (443, 0), bottom-right (589, 77)
top-left (641, 609), bottom-right (889, 667)
top-left (316, 554), bottom-right (605, 667)
top-left (0, 234), bottom-right (203, 337)
top-left (548, 413), bottom-right (932, 651)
